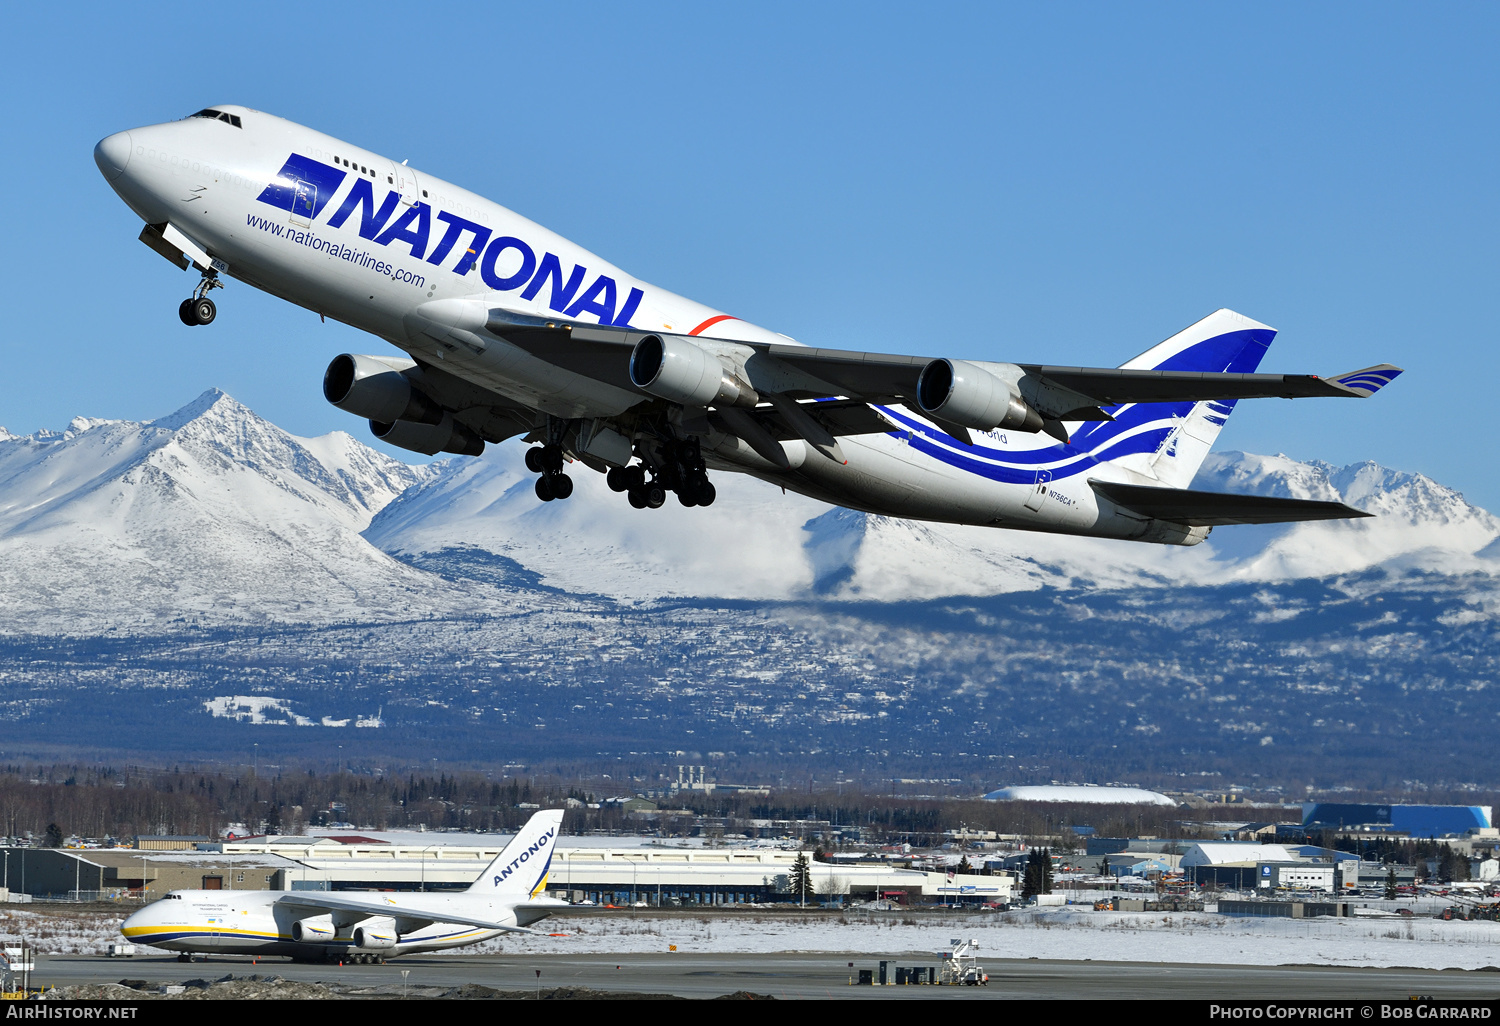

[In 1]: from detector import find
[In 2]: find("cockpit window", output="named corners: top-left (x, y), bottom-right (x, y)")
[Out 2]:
top-left (189, 109), bottom-right (243, 128)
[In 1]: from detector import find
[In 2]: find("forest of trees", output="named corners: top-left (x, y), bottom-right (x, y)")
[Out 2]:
top-left (0, 763), bottom-right (1299, 846)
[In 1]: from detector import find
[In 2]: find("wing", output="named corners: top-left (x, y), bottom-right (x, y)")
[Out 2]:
top-left (1091, 481), bottom-right (1374, 526)
top-left (484, 311), bottom-right (1400, 414)
top-left (1016, 364), bottom-right (1404, 406)
top-left (274, 893), bottom-right (541, 935)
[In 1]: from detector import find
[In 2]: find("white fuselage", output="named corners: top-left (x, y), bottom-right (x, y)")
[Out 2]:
top-left (94, 106), bottom-right (1195, 544)
top-left (120, 888), bottom-right (521, 959)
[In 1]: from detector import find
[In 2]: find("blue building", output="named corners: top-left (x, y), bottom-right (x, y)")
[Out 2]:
top-left (1301, 803), bottom-right (1491, 838)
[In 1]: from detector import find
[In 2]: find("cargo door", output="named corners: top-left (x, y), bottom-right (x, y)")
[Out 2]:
top-left (1024, 469), bottom-right (1052, 512)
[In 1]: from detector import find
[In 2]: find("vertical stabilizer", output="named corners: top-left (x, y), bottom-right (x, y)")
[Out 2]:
top-left (1073, 309), bottom-right (1276, 488)
top-left (467, 809), bottom-right (565, 900)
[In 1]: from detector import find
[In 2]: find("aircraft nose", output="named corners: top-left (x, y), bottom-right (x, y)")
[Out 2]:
top-left (94, 131), bottom-right (133, 182)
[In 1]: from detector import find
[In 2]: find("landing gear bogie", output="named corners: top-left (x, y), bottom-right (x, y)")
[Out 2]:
top-left (625, 437), bottom-right (713, 511)
top-left (535, 472), bottom-right (573, 502)
top-left (607, 465), bottom-right (644, 493)
top-left (528, 444), bottom-right (573, 502)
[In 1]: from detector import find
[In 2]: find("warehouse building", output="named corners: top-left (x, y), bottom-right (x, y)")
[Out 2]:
top-left (1301, 803), bottom-right (1492, 837)
top-left (1, 837), bottom-right (1012, 906)
top-left (0, 846), bottom-right (297, 900)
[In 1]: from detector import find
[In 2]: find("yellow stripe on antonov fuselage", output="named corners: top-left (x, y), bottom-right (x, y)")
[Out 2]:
top-left (120, 924), bottom-right (492, 945)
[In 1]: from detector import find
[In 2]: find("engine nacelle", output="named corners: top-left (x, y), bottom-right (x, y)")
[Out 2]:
top-left (352, 921), bottom-right (399, 950)
top-left (324, 354), bottom-right (444, 426)
top-left (629, 334), bottom-right (757, 408)
top-left (916, 359), bottom-right (1043, 433)
top-left (291, 917), bottom-right (334, 943)
top-left (371, 413), bottom-right (485, 457)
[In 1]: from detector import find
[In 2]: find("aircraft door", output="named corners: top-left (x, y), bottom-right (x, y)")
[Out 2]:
top-left (1024, 469), bottom-right (1052, 512)
top-left (392, 162), bottom-right (420, 207)
top-left (290, 180), bottom-right (316, 227)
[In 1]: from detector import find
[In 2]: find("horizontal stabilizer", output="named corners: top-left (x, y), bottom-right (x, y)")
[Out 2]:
top-left (1091, 480), bottom-right (1373, 526)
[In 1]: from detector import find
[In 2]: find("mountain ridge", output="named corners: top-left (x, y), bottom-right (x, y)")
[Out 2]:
top-left (1, 390), bottom-right (1494, 631)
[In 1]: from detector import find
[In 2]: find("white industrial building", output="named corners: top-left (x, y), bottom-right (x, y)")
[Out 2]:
top-left (982, 785), bottom-right (1176, 806)
top-left (1257, 862), bottom-right (1338, 892)
top-left (191, 836), bottom-right (1014, 905)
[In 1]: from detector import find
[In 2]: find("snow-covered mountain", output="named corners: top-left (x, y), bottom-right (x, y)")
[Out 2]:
top-left (0, 390), bottom-right (460, 631)
top-left (370, 444), bottom-right (1500, 602)
top-left (2, 390), bottom-right (1495, 629)
top-left (363, 443), bottom-right (829, 600)
top-left (1190, 451), bottom-right (1500, 580)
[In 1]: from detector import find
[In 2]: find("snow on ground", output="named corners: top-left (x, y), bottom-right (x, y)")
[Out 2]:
top-left (477, 909), bottom-right (1500, 971)
top-left (8, 907), bottom-right (1498, 971)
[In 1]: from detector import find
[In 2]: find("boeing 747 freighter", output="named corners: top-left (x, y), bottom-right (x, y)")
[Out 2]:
top-left (94, 107), bottom-right (1401, 543)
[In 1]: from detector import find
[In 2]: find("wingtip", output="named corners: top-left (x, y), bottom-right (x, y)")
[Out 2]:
top-left (1326, 364), bottom-right (1404, 397)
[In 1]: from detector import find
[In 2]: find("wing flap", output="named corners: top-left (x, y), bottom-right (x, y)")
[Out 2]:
top-left (1091, 480), bottom-right (1374, 526)
top-left (745, 399), bottom-right (894, 441)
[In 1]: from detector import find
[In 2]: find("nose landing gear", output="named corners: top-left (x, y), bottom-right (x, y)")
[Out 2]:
top-left (526, 444), bottom-right (573, 502)
top-left (178, 270), bottom-right (223, 326)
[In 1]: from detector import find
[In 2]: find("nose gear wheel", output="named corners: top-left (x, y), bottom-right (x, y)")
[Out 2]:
top-left (179, 269), bottom-right (223, 326)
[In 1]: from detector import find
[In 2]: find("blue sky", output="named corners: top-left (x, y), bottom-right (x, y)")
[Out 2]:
top-left (4, 3), bottom-right (1497, 509)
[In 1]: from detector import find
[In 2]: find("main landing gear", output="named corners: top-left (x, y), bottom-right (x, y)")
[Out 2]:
top-left (607, 438), bottom-right (715, 510)
top-left (656, 437), bottom-right (716, 508)
top-left (525, 444), bottom-right (573, 502)
top-left (526, 434), bottom-right (717, 510)
top-left (607, 464), bottom-right (665, 509)
top-left (178, 269), bottom-right (223, 326)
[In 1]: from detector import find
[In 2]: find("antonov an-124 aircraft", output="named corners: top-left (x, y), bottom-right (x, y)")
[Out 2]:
top-left (95, 107), bottom-right (1402, 543)
top-left (120, 810), bottom-right (565, 962)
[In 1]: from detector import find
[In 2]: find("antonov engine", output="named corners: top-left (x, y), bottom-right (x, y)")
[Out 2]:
top-left (290, 916), bottom-right (334, 943)
top-left (352, 918), bottom-right (399, 950)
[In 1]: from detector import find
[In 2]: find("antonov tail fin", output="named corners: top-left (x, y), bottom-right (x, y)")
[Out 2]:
top-left (468, 809), bottom-right (565, 900)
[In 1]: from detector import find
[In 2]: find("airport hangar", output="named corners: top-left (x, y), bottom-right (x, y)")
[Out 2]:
top-left (2, 837), bottom-right (1013, 906)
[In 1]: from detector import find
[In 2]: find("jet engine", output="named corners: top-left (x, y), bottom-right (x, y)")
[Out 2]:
top-left (290, 918), bottom-right (334, 943)
top-left (916, 359), bottom-right (1044, 433)
top-left (352, 920), bottom-right (399, 950)
top-left (370, 414), bottom-right (484, 457)
top-left (629, 334), bottom-right (757, 408)
top-left (324, 353), bottom-right (444, 426)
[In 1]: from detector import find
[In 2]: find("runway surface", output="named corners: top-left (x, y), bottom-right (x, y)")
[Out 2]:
top-left (32, 952), bottom-right (1500, 1000)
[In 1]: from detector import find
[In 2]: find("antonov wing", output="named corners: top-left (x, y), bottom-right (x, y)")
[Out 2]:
top-left (275, 893), bottom-right (542, 935)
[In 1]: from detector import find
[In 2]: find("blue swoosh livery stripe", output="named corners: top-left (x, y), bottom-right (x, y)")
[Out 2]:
top-left (876, 327), bottom-right (1273, 484)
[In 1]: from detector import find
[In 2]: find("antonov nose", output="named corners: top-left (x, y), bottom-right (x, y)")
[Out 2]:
top-left (94, 131), bottom-right (133, 182)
